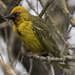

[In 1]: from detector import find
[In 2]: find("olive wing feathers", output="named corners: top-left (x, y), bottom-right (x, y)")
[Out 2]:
top-left (32, 18), bottom-right (60, 57)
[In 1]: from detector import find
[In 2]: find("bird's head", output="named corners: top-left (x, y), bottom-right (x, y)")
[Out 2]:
top-left (5, 6), bottom-right (30, 20)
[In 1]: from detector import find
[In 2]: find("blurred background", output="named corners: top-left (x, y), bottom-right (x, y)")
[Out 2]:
top-left (0, 0), bottom-right (75, 75)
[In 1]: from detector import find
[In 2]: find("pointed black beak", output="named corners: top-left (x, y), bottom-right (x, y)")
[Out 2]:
top-left (4, 14), bottom-right (15, 19)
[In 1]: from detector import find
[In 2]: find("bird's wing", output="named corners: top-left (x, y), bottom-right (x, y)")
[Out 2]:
top-left (32, 17), bottom-right (60, 57)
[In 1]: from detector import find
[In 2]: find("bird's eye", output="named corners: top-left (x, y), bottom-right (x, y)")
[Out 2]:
top-left (13, 12), bottom-right (19, 17)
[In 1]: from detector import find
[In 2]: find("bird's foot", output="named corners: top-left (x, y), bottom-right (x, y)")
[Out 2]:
top-left (26, 52), bottom-right (39, 57)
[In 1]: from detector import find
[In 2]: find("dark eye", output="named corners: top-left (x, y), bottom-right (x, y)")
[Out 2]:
top-left (14, 12), bottom-right (19, 17)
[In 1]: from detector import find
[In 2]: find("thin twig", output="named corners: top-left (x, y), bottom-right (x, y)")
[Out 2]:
top-left (36, 0), bottom-right (39, 14)
top-left (69, 47), bottom-right (75, 50)
top-left (70, 19), bottom-right (75, 27)
top-left (29, 58), bottom-right (33, 75)
top-left (39, 0), bottom-right (54, 18)
top-left (0, 57), bottom-right (16, 75)
top-left (50, 65), bottom-right (55, 75)
top-left (38, 0), bottom-right (44, 7)
top-left (0, 14), bottom-right (6, 23)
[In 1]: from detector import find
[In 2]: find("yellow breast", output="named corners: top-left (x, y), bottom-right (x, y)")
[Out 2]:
top-left (13, 21), bottom-right (44, 53)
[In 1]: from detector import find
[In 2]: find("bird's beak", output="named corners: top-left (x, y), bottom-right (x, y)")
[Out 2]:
top-left (4, 14), bottom-right (15, 19)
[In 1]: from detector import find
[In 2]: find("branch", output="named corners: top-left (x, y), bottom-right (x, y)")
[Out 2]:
top-left (39, 0), bottom-right (54, 18)
top-left (27, 55), bottom-right (75, 63)
top-left (0, 59), bottom-right (16, 75)
top-left (70, 19), bottom-right (75, 27)
top-left (0, 14), bottom-right (6, 23)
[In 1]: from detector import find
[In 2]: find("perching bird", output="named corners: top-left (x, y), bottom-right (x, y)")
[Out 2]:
top-left (5, 6), bottom-right (61, 57)
top-left (5, 6), bottom-right (71, 69)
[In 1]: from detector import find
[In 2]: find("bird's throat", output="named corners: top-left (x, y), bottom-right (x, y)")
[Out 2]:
top-left (13, 17), bottom-right (24, 26)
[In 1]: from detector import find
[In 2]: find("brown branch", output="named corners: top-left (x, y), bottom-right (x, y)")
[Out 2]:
top-left (39, 0), bottom-right (54, 18)
top-left (69, 46), bottom-right (75, 50)
top-left (70, 19), bottom-right (75, 27)
top-left (0, 59), bottom-right (16, 75)
top-left (50, 65), bottom-right (55, 75)
top-left (38, 0), bottom-right (44, 7)
top-left (27, 55), bottom-right (75, 63)
top-left (29, 58), bottom-right (33, 75)
top-left (0, 14), bottom-right (7, 23)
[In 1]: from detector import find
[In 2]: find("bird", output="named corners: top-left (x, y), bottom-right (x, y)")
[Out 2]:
top-left (5, 6), bottom-right (62, 57)
top-left (5, 6), bottom-right (70, 69)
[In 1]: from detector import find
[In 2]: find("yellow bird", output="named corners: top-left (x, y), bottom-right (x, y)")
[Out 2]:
top-left (5, 6), bottom-right (60, 56)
